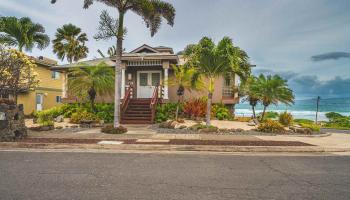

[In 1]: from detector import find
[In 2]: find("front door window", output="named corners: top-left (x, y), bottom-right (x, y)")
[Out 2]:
top-left (139, 73), bottom-right (148, 86)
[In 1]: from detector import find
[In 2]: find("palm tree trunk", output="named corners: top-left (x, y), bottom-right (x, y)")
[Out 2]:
top-left (206, 92), bottom-right (213, 126)
top-left (88, 88), bottom-right (97, 113)
top-left (261, 106), bottom-right (267, 121)
top-left (175, 95), bottom-right (180, 121)
top-left (113, 12), bottom-right (125, 128)
top-left (252, 105), bottom-right (256, 118)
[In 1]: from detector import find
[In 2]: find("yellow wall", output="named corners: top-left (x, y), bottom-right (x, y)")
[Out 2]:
top-left (17, 64), bottom-right (64, 115)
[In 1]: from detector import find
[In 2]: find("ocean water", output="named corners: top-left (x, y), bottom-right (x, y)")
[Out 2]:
top-left (235, 98), bottom-right (350, 121)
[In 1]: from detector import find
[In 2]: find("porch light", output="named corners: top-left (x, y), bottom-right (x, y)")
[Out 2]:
top-left (128, 73), bottom-right (132, 81)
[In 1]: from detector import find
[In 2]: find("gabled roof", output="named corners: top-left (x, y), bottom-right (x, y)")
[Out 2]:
top-left (130, 44), bottom-right (160, 53)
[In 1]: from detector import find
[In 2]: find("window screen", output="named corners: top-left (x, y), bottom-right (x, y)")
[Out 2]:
top-left (139, 73), bottom-right (148, 86)
top-left (151, 73), bottom-right (160, 86)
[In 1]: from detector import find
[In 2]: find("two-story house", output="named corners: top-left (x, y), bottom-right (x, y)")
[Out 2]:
top-left (16, 56), bottom-right (65, 115)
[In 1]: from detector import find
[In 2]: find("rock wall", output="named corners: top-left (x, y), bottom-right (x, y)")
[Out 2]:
top-left (0, 104), bottom-right (27, 142)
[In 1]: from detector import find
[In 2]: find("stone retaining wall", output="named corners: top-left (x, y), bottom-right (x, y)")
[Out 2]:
top-left (0, 104), bottom-right (27, 142)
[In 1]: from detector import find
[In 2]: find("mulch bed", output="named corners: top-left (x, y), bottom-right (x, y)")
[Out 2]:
top-left (11, 138), bottom-right (314, 146)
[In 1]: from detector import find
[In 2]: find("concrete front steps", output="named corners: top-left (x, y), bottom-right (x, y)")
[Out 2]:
top-left (121, 99), bottom-right (153, 124)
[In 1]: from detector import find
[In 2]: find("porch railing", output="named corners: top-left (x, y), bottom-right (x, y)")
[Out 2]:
top-left (121, 84), bottom-right (133, 113)
top-left (150, 85), bottom-right (161, 123)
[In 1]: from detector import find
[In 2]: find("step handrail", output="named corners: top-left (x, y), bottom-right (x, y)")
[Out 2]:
top-left (121, 84), bottom-right (133, 113)
top-left (150, 85), bottom-right (160, 123)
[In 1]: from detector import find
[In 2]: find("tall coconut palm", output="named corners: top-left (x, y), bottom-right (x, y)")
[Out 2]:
top-left (51, 0), bottom-right (175, 128)
top-left (52, 24), bottom-right (89, 63)
top-left (168, 65), bottom-right (202, 120)
top-left (239, 75), bottom-right (260, 118)
top-left (185, 37), bottom-right (251, 126)
top-left (0, 16), bottom-right (49, 52)
top-left (255, 74), bottom-right (295, 121)
top-left (68, 62), bottom-right (114, 112)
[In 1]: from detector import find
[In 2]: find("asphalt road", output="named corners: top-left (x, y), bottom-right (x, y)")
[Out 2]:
top-left (0, 151), bottom-right (349, 200)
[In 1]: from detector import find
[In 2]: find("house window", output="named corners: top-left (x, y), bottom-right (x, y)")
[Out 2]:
top-left (52, 71), bottom-right (60, 80)
top-left (56, 96), bottom-right (62, 103)
top-left (0, 93), bottom-right (9, 99)
top-left (222, 76), bottom-right (234, 97)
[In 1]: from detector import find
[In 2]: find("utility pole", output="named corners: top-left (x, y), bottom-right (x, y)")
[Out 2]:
top-left (315, 96), bottom-right (321, 124)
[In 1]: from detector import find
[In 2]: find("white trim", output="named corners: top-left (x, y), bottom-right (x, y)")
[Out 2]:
top-left (121, 68), bottom-right (126, 98)
top-left (62, 73), bottom-right (68, 98)
top-left (136, 70), bottom-right (162, 98)
top-left (130, 44), bottom-right (160, 53)
top-left (163, 68), bottom-right (169, 99)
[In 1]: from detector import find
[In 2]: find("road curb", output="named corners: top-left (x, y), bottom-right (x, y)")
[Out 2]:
top-left (0, 142), bottom-right (349, 153)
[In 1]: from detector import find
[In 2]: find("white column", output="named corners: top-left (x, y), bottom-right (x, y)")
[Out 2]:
top-left (121, 68), bottom-right (126, 98)
top-left (62, 72), bottom-right (68, 98)
top-left (164, 68), bottom-right (169, 99)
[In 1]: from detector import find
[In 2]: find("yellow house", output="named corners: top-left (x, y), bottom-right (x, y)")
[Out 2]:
top-left (17, 56), bottom-right (65, 115)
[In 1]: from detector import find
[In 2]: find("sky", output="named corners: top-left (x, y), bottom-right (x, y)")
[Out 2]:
top-left (1, 0), bottom-right (350, 99)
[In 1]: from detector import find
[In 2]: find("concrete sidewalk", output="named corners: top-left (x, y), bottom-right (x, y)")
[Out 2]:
top-left (19, 125), bottom-right (350, 153)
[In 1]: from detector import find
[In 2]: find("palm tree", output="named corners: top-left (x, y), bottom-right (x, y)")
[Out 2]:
top-left (0, 17), bottom-right (49, 52)
top-left (239, 75), bottom-right (260, 118)
top-left (97, 45), bottom-right (117, 58)
top-left (52, 24), bottom-right (89, 63)
top-left (68, 62), bottom-right (114, 112)
top-left (185, 37), bottom-right (251, 126)
top-left (168, 65), bottom-right (202, 120)
top-left (255, 74), bottom-right (295, 121)
top-left (51, 0), bottom-right (175, 128)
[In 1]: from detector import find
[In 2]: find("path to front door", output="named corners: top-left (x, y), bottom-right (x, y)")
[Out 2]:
top-left (137, 71), bottom-right (161, 98)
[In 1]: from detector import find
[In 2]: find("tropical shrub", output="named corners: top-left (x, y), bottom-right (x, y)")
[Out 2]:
top-left (95, 103), bottom-right (114, 123)
top-left (36, 110), bottom-right (55, 126)
top-left (60, 103), bottom-right (81, 118)
top-left (257, 120), bottom-right (285, 133)
top-left (278, 112), bottom-right (293, 126)
top-left (299, 123), bottom-right (321, 132)
top-left (35, 107), bottom-right (65, 126)
top-left (101, 125), bottom-right (127, 134)
top-left (155, 103), bottom-right (179, 123)
top-left (212, 104), bottom-right (232, 120)
top-left (294, 119), bottom-right (314, 125)
top-left (325, 112), bottom-right (345, 121)
top-left (189, 124), bottom-right (218, 132)
top-left (259, 111), bottom-right (279, 120)
top-left (323, 112), bottom-right (350, 129)
top-left (183, 98), bottom-right (207, 119)
top-left (324, 118), bottom-right (350, 129)
top-left (70, 110), bottom-right (99, 124)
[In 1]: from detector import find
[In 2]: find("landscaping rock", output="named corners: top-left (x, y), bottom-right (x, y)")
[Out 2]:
top-left (29, 125), bottom-right (54, 132)
top-left (248, 119), bottom-right (259, 126)
top-left (176, 125), bottom-right (187, 129)
top-left (55, 115), bottom-right (64, 123)
top-left (55, 126), bottom-right (63, 130)
top-left (0, 104), bottom-right (27, 141)
top-left (159, 120), bottom-right (180, 129)
top-left (290, 126), bottom-right (313, 135)
top-left (80, 120), bottom-right (94, 128)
